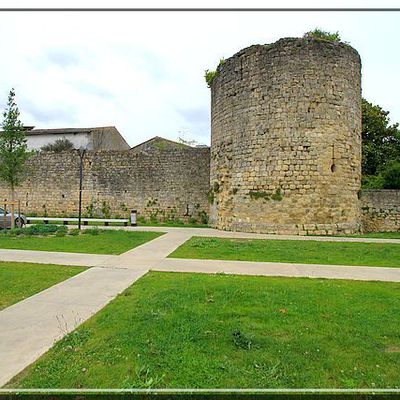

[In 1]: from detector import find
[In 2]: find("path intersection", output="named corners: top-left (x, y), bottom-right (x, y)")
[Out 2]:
top-left (1, 226), bottom-right (399, 386)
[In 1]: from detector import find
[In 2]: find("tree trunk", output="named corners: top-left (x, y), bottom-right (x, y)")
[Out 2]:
top-left (10, 186), bottom-right (15, 229)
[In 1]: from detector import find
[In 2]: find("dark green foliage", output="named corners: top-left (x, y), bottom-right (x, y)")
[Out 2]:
top-left (303, 28), bottom-right (341, 42)
top-left (101, 201), bottom-right (111, 218)
top-left (382, 162), bottom-right (400, 189)
top-left (207, 188), bottom-right (215, 204)
top-left (204, 70), bottom-right (218, 88)
top-left (204, 58), bottom-right (225, 88)
top-left (362, 98), bottom-right (400, 178)
top-left (232, 330), bottom-right (253, 350)
top-left (249, 191), bottom-right (270, 200)
top-left (82, 228), bottom-right (100, 235)
top-left (198, 210), bottom-right (209, 225)
top-left (361, 174), bottom-right (384, 189)
top-left (249, 189), bottom-right (283, 201)
top-left (271, 188), bottom-right (283, 201)
top-left (0, 89), bottom-right (30, 191)
top-left (41, 138), bottom-right (74, 152)
top-left (0, 224), bottom-right (67, 237)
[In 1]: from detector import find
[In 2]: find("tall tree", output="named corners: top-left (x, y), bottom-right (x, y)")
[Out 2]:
top-left (362, 98), bottom-right (400, 177)
top-left (0, 89), bottom-right (30, 228)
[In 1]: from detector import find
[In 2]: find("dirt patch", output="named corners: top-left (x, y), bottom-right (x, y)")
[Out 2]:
top-left (384, 346), bottom-right (400, 353)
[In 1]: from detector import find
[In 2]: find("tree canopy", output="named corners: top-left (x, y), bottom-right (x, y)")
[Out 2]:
top-left (361, 98), bottom-right (400, 178)
top-left (0, 89), bottom-right (30, 191)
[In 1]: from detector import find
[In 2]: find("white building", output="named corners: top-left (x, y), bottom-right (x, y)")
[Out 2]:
top-left (23, 126), bottom-right (130, 151)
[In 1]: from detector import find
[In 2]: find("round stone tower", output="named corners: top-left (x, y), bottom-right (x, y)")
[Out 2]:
top-left (209, 37), bottom-right (362, 235)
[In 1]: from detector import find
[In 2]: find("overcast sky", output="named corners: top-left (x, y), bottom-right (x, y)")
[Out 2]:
top-left (0, 10), bottom-right (399, 146)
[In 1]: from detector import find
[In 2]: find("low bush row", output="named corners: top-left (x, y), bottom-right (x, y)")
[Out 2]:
top-left (0, 224), bottom-right (101, 237)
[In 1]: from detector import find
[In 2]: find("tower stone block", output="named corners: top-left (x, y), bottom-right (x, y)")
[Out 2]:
top-left (210, 37), bottom-right (362, 234)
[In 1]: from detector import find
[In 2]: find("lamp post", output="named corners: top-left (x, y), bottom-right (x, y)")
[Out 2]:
top-left (77, 147), bottom-right (86, 230)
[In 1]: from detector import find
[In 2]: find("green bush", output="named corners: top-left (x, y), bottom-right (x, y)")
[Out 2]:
top-left (136, 216), bottom-right (146, 224)
top-left (198, 210), bottom-right (209, 225)
top-left (382, 162), bottom-right (400, 189)
top-left (68, 229), bottom-right (80, 236)
top-left (0, 224), bottom-right (67, 237)
top-left (303, 28), bottom-right (341, 42)
top-left (204, 58), bottom-right (225, 88)
top-left (82, 228), bottom-right (100, 236)
top-left (362, 174), bottom-right (385, 189)
top-left (41, 138), bottom-right (74, 152)
top-left (205, 70), bottom-right (218, 88)
top-left (26, 224), bottom-right (67, 236)
top-left (4, 228), bottom-right (24, 237)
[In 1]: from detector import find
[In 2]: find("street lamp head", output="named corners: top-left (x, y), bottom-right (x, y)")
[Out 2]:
top-left (77, 146), bottom-right (86, 158)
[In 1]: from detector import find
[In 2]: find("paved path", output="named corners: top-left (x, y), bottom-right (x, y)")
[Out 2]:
top-left (86, 225), bottom-right (400, 244)
top-left (0, 268), bottom-right (146, 386)
top-left (156, 258), bottom-right (400, 282)
top-left (0, 249), bottom-right (116, 267)
top-left (0, 231), bottom-right (192, 386)
top-left (1, 227), bottom-right (399, 386)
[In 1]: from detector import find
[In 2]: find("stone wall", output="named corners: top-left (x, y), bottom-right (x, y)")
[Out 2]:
top-left (0, 147), bottom-right (210, 223)
top-left (361, 190), bottom-right (400, 232)
top-left (210, 37), bottom-right (362, 235)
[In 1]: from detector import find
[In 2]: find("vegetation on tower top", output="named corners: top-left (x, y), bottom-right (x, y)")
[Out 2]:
top-left (303, 28), bottom-right (342, 42)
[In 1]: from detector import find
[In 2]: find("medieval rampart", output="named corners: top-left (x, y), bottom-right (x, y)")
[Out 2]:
top-left (0, 148), bottom-right (210, 223)
top-left (361, 190), bottom-right (400, 233)
top-left (210, 37), bottom-right (362, 235)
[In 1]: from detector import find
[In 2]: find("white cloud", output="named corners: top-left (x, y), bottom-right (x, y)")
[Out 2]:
top-left (0, 11), bottom-right (399, 146)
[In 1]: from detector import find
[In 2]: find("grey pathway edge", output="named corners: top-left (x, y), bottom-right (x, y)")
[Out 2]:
top-left (1, 227), bottom-right (399, 387)
top-left (156, 258), bottom-right (400, 282)
top-left (0, 248), bottom-right (116, 267)
top-left (0, 268), bottom-right (147, 387)
top-left (51, 225), bottom-right (400, 244)
top-left (0, 230), bottom-right (191, 387)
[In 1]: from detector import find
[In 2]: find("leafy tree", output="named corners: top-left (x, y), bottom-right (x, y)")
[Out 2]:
top-left (361, 98), bottom-right (400, 177)
top-left (0, 89), bottom-right (30, 227)
top-left (41, 138), bottom-right (74, 152)
top-left (382, 162), bottom-right (400, 189)
top-left (303, 29), bottom-right (341, 42)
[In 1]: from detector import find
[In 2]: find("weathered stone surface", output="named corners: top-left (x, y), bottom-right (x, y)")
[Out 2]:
top-left (361, 190), bottom-right (400, 232)
top-left (1, 37), bottom-right (398, 235)
top-left (210, 37), bottom-right (362, 234)
top-left (0, 147), bottom-right (210, 223)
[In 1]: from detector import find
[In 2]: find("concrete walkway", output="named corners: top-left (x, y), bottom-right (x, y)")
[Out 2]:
top-left (0, 248), bottom-right (116, 267)
top-left (86, 225), bottom-right (400, 244)
top-left (156, 258), bottom-right (400, 282)
top-left (0, 268), bottom-right (146, 386)
top-left (0, 227), bottom-right (399, 386)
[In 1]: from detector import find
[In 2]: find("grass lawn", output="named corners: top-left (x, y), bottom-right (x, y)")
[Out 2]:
top-left (309, 232), bottom-right (400, 240)
top-left (348, 232), bottom-right (400, 240)
top-left (169, 237), bottom-right (400, 268)
top-left (7, 272), bottom-right (400, 388)
top-left (0, 261), bottom-right (86, 310)
top-left (0, 230), bottom-right (164, 255)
